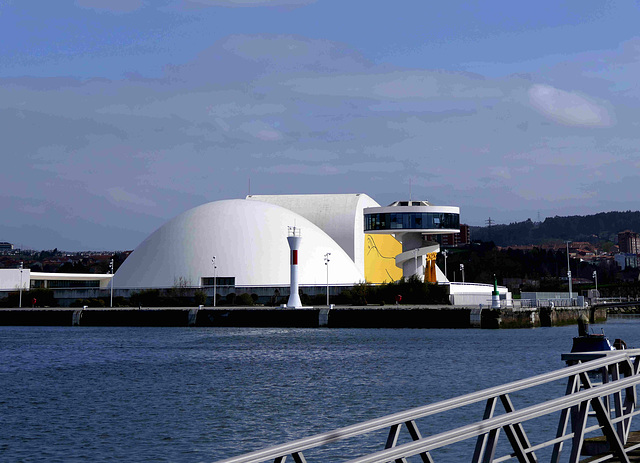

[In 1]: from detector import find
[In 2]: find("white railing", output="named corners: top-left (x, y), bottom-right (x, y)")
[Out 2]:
top-left (215, 351), bottom-right (640, 463)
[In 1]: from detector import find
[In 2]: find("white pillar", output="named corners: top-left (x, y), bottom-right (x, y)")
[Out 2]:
top-left (287, 227), bottom-right (303, 308)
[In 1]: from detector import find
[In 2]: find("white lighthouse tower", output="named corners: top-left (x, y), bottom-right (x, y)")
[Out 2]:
top-left (286, 226), bottom-right (303, 308)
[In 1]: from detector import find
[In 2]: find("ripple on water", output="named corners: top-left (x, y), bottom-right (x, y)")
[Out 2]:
top-left (1, 319), bottom-right (638, 462)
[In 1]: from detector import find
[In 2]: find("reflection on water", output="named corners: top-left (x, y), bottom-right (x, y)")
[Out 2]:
top-left (1, 317), bottom-right (639, 462)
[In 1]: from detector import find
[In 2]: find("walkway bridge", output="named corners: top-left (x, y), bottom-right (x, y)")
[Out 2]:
top-left (216, 350), bottom-right (640, 463)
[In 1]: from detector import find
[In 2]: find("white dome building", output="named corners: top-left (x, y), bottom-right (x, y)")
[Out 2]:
top-left (246, 193), bottom-right (381, 275)
top-left (112, 198), bottom-right (365, 289)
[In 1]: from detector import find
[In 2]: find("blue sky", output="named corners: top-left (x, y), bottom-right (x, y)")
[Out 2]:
top-left (2, 0), bottom-right (640, 250)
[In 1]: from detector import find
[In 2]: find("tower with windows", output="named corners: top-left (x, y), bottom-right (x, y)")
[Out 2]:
top-left (364, 200), bottom-right (460, 282)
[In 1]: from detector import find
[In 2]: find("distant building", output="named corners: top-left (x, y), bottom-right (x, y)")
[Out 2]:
top-left (439, 224), bottom-right (470, 247)
top-left (615, 253), bottom-right (638, 270)
top-left (0, 268), bottom-right (113, 291)
top-left (0, 242), bottom-right (13, 251)
top-left (618, 230), bottom-right (640, 254)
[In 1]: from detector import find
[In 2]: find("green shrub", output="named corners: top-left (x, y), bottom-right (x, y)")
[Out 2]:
top-left (130, 289), bottom-right (160, 307)
top-left (194, 290), bottom-right (207, 306)
top-left (236, 293), bottom-right (254, 306)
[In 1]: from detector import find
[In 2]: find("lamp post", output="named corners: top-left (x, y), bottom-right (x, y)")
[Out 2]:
top-left (566, 241), bottom-right (572, 305)
top-left (212, 256), bottom-right (217, 307)
top-left (593, 270), bottom-right (598, 295)
top-left (442, 250), bottom-right (448, 280)
top-left (19, 262), bottom-right (23, 308)
top-left (324, 252), bottom-right (331, 306)
top-left (460, 263), bottom-right (465, 283)
top-left (109, 259), bottom-right (114, 308)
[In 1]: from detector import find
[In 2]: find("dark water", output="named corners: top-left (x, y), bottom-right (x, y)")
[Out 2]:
top-left (1, 316), bottom-right (639, 462)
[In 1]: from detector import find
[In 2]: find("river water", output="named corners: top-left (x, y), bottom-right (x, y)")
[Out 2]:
top-left (1, 316), bottom-right (639, 462)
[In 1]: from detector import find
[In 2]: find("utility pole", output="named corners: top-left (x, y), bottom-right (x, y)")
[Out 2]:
top-left (19, 262), bottom-right (23, 308)
top-left (109, 259), bottom-right (114, 308)
top-left (324, 252), bottom-right (331, 306)
top-left (442, 250), bottom-right (448, 280)
top-left (566, 241), bottom-right (572, 305)
top-left (486, 217), bottom-right (494, 241)
top-left (212, 256), bottom-right (217, 307)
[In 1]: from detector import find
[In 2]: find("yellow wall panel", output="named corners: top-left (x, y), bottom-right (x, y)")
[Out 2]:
top-left (364, 234), bottom-right (403, 284)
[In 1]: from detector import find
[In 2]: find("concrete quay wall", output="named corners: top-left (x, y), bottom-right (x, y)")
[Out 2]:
top-left (0, 306), bottom-right (606, 329)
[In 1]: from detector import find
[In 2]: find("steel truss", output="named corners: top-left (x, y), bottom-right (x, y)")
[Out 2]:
top-left (216, 350), bottom-right (640, 463)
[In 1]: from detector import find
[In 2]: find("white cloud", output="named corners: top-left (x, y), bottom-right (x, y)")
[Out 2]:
top-left (284, 70), bottom-right (503, 101)
top-left (510, 135), bottom-right (619, 168)
top-left (183, 0), bottom-right (316, 8)
top-left (20, 203), bottom-right (49, 216)
top-left (254, 147), bottom-right (339, 162)
top-left (97, 92), bottom-right (286, 122)
top-left (257, 161), bottom-right (404, 175)
top-left (489, 166), bottom-right (511, 179)
top-left (75, 0), bottom-right (143, 12)
top-left (216, 34), bottom-right (369, 73)
top-left (528, 84), bottom-right (614, 127)
top-left (107, 187), bottom-right (157, 208)
top-left (5, 30), bottom-right (640, 249)
top-left (373, 74), bottom-right (440, 99)
top-left (238, 120), bottom-right (283, 141)
top-left (207, 102), bottom-right (286, 118)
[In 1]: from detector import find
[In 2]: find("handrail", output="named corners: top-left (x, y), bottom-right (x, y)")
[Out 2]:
top-left (345, 374), bottom-right (640, 463)
top-left (215, 352), bottom-right (638, 463)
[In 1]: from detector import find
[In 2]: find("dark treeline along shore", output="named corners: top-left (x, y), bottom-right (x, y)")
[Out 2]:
top-left (471, 210), bottom-right (640, 246)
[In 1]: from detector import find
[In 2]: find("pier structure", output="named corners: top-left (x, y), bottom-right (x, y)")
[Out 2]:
top-left (364, 200), bottom-right (460, 282)
top-left (0, 305), bottom-right (609, 328)
top-left (215, 350), bottom-right (640, 463)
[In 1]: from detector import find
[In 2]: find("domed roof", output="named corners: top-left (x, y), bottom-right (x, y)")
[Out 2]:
top-left (113, 199), bottom-right (364, 288)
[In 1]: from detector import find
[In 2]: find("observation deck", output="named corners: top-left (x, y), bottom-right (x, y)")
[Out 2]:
top-left (364, 200), bottom-right (460, 234)
top-left (364, 200), bottom-right (460, 282)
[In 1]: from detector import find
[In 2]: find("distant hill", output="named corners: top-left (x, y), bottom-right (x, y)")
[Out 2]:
top-left (469, 211), bottom-right (640, 246)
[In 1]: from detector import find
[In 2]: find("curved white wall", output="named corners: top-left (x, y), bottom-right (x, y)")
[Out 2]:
top-left (246, 193), bottom-right (379, 275)
top-left (113, 199), bottom-right (364, 289)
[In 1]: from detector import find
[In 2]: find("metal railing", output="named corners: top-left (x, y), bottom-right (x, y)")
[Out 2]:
top-left (595, 297), bottom-right (640, 306)
top-left (215, 351), bottom-right (640, 463)
top-left (511, 299), bottom-right (585, 309)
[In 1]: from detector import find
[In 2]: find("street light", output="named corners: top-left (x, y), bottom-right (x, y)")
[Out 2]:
top-left (566, 241), bottom-right (572, 305)
top-left (19, 262), bottom-right (23, 308)
top-left (109, 259), bottom-right (114, 308)
top-left (442, 250), bottom-right (448, 280)
top-left (212, 256), bottom-right (217, 307)
top-left (460, 263), bottom-right (465, 283)
top-left (593, 270), bottom-right (598, 295)
top-left (324, 252), bottom-right (331, 306)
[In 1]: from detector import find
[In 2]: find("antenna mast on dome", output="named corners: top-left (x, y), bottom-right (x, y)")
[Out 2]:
top-left (409, 177), bottom-right (412, 202)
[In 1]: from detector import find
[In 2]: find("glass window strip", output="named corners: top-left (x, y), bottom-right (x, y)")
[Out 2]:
top-left (364, 212), bottom-right (460, 231)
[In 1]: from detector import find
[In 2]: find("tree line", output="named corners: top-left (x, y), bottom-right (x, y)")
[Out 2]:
top-left (471, 211), bottom-right (640, 246)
